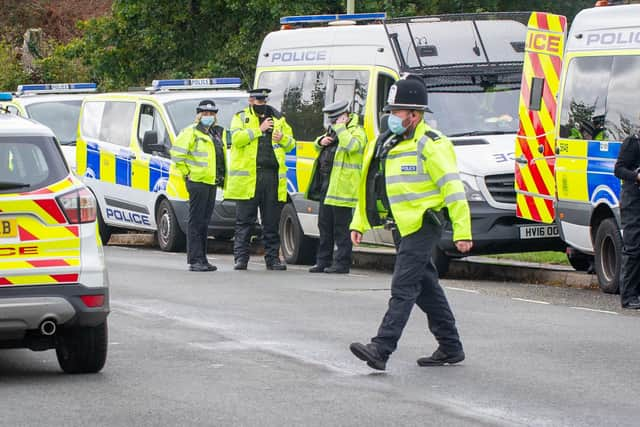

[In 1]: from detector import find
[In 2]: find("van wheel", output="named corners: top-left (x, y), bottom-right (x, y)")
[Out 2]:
top-left (55, 322), bottom-right (108, 374)
top-left (594, 218), bottom-right (622, 294)
top-left (432, 246), bottom-right (450, 277)
top-left (97, 205), bottom-right (112, 245)
top-left (156, 199), bottom-right (186, 252)
top-left (279, 203), bottom-right (317, 265)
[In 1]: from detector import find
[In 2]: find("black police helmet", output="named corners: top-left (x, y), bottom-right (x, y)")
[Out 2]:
top-left (197, 99), bottom-right (218, 113)
top-left (383, 77), bottom-right (432, 113)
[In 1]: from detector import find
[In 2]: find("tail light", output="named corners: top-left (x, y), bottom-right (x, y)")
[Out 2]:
top-left (57, 188), bottom-right (97, 224)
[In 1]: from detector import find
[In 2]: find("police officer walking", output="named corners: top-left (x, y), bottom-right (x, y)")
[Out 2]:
top-left (171, 100), bottom-right (226, 272)
top-left (226, 88), bottom-right (295, 271)
top-left (348, 77), bottom-right (473, 370)
top-left (614, 134), bottom-right (640, 309)
top-left (306, 100), bottom-right (366, 274)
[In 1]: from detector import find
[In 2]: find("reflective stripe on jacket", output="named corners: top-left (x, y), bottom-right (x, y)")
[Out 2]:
top-left (225, 107), bottom-right (295, 202)
top-left (170, 124), bottom-right (221, 186)
top-left (350, 121), bottom-right (472, 241)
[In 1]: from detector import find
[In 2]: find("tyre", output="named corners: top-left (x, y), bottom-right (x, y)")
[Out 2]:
top-left (55, 322), bottom-right (108, 374)
top-left (566, 249), bottom-right (594, 273)
top-left (594, 218), bottom-right (622, 294)
top-left (279, 203), bottom-right (317, 265)
top-left (97, 206), bottom-right (112, 245)
top-left (156, 199), bottom-right (186, 252)
top-left (432, 246), bottom-right (450, 277)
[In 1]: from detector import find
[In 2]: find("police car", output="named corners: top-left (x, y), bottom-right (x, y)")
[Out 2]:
top-left (0, 82), bottom-right (98, 171)
top-left (0, 112), bottom-right (109, 373)
top-left (76, 78), bottom-right (250, 250)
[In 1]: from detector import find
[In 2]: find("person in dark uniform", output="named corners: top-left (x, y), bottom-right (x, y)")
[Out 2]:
top-left (348, 77), bottom-right (473, 370)
top-left (614, 134), bottom-right (640, 309)
top-left (226, 88), bottom-right (296, 271)
top-left (170, 100), bottom-right (227, 272)
top-left (306, 100), bottom-right (366, 274)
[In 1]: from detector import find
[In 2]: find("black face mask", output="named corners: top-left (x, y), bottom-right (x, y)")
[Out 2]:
top-left (253, 104), bottom-right (267, 115)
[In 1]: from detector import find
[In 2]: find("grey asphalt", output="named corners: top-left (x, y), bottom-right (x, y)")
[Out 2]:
top-left (1, 246), bottom-right (639, 426)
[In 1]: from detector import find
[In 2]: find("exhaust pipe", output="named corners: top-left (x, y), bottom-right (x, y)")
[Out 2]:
top-left (40, 319), bottom-right (57, 336)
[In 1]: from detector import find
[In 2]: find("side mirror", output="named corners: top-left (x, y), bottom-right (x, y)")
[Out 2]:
top-left (379, 113), bottom-right (390, 133)
top-left (142, 130), bottom-right (166, 155)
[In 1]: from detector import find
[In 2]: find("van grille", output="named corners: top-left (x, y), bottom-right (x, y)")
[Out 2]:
top-left (485, 174), bottom-right (516, 204)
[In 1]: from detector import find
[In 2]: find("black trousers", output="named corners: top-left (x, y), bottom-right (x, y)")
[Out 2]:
top-left (316, 199), bottom-right (353, 269)
top-left (186, 180), bottom-right (216, 265)
top-left (234, 168), bottom-right (282, 263)
top-left (372, 219), bottom-right (462, 357)
top-left (620, 187), bottom-right (640, 304)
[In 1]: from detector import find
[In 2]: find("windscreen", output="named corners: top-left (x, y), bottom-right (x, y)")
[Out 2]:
top-left (165, 96), bottom-right (248, 133)
top-left (25, 100), bottom-right (82, 146)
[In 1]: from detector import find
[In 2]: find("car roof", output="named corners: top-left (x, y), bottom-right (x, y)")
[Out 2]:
top-left (0, 113), bottom-right (56, 137)
top-left (83, 89), bottom-right (249, 105)
top-left (11, 93), bottom-right (90, 107)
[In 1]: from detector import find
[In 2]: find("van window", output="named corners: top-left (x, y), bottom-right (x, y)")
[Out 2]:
top-left (606, 55), bottom-right (640, 141)
top-left (377, 73), bottom-right (396, 118)
top-left (138, 104), bottom-right (170, 147)
top-left (258, 70), bottom-right (370, 141)
top-left (26, 100), bottom-right (82, 145)
top-left (81, 100), bottom-right (136, 147)
top-left (559, 56), bottom-right (612, 140)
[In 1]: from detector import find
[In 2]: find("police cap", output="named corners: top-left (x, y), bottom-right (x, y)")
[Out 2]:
top-left (196, 99), bottom-right (218, 113)
top-left (322, 100), bottom-right (350, 119)
top-left (248, 88), bottom-right (271, 100)
top-left (383, 77), bottom-right (432, 113)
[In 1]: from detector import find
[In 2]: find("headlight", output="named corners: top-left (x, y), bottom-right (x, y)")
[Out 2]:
top-left (460, 173), bottom-right (485, 202)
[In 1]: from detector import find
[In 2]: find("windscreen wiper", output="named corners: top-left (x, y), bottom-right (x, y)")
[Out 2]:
top-left (60, 140), bottom-right (76, 146)
top-left (0, 181), bottom-right (30, 190)
top-left (448, 130), bottom-right (515, 137)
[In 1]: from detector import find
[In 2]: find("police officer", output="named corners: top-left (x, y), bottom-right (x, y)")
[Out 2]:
top-left (348, 77), bottom-right (473, 370)
top-left (226, 88), bottom-right (295, 271)
top-left (171, 100), bottom-right (226, 272)
top-left (306, 100), bottom-right (366, 274)
top-left (614, 134), bottom-right (640, 309)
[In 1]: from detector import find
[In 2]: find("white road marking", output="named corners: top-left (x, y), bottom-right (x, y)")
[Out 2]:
top-left (512, 297), bottom-right (550, 305)
top-left (445, 286), bottom-right (479, 294)
top-left (348, 273), bottom-right (369, 278)
top-left (570, 306), bottom-right (618, 315)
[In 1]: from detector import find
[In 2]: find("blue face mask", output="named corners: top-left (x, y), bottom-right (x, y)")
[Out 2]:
top-left (388, 114), bottom-right (407, 135)
top-left (200, 116), bottom-right (215, 127)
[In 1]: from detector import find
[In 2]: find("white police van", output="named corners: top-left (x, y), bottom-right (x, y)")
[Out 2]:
top-left (76, 78), bottom-right (250, 250)
top-left (0, 83), bottom-right (98, 171)
top-left (255, 12), bottom-right (566, 273)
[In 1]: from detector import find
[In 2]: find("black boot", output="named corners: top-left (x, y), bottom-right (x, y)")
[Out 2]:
top-left (417, 348), bottom-right (465, 367)
top-left (349, 342), bottom-right (387, 371)
top-left (309, 264), bottom-right (328, 273)
top-left (325, 266), bottom-right (349, 274)
top-left (266, 259), bottom-right (287, 271)
top-left (234, 260), bottom-right (248, 270)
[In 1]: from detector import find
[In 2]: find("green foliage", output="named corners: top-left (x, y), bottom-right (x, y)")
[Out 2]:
top-left (4, 0), bottom-right (598, 91)
top-left (0, 40), bottom-right (29, 91)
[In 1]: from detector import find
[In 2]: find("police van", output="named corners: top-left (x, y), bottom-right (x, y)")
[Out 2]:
top-left (515, 4), bottom-right (640, 293)
top-left (0, 82), bottom-right (98, 171)
top-left (76, 78), bottom-right (248, 251)
top-left (255, 12), bottom-right (565, 273)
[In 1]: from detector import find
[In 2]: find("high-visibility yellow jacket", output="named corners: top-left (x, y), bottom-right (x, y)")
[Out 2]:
top-left (306, 114), bottom-right (366, 208)
top-left (350, 121), bottom-right (472, 241)
top-left (225, 107), bottom-right (295, 202)
top-left (170, 124), bottom-right (224, 186)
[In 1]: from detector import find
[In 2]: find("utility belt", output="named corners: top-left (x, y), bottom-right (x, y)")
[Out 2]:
top-left (382, 209), bottom-right (445, 231)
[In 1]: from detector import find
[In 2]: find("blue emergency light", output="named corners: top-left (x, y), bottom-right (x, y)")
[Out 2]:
top-left (0, 92), bottom-right (12, 101)
top-left (280, 12), bottom-right (386, 25)
top-left (16, 82), bottom-right (97, 95)
top-left (150, 78), bottom-right (242, 91)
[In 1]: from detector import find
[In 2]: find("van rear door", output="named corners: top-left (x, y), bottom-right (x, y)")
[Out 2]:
top-left (514, 12), bottom-right (567, 224)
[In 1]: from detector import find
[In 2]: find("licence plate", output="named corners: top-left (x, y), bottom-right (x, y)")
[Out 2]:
top-left (0, 219), bottom-right (17, 238)
top-left (519, 224), bottom-right (559, 239)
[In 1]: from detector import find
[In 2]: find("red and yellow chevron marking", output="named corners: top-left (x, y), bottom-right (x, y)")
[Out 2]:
top-left (515, 12), bottom-right (567, 224)
top-left (0, 176), bottom-right (82, 287)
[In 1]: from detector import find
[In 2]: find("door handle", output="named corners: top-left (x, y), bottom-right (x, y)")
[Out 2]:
top-left (516, 154), bottom-right (528, 165)
top-left (538, 144), bottom-right (544, 154)
top-left (129, 153), bottom-right (137, 160)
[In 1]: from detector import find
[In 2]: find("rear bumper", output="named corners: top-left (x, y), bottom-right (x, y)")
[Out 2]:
top-left (0, 284), bottom-right (109, 340)
top-left (439, 202), bottom-right (566, 256)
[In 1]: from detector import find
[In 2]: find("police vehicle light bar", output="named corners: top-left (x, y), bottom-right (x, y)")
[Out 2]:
top-left (280, 12), bottom-right (386, 25)
top-left (16, 82), bottom-right (98, 95)
top-left (150, 78), bottom-right (242, 91)
top-left (0, 92), bottom-right (12, 101)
